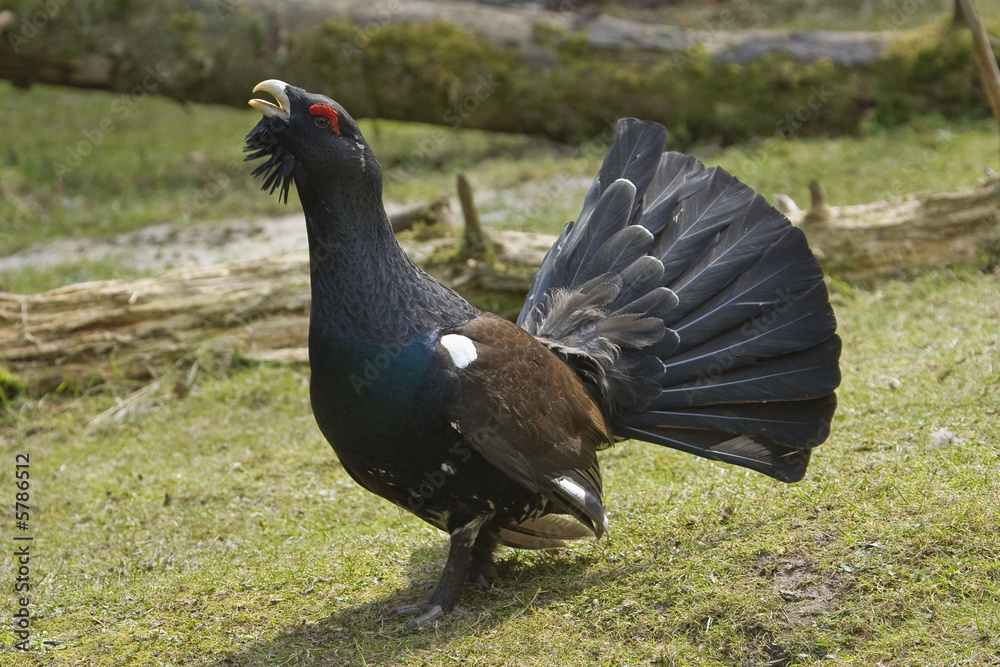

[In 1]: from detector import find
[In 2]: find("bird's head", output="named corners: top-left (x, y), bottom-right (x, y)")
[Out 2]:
top-left (244, 79), bottom-right (379, 203)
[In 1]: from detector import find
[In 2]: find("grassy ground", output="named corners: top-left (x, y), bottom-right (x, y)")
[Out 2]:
top-left (0, 81), bottom-right (541, 254)
top-left (2, 80), bottom-right (999, 664)
top-left (1, 269), bottom-right (998, 666)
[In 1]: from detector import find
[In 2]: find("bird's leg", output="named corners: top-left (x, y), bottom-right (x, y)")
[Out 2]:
top-left (398, 517), bottom-right (484, 628)
top-left (468, 529), bottom-right (498, 590)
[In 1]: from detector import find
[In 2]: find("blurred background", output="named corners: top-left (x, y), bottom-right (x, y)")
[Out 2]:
top-left (1, 0), bottom-right (998, 294)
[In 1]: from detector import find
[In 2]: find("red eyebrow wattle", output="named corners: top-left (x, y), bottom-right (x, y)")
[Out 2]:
top-left (309, 104), bottom-right (340, 133)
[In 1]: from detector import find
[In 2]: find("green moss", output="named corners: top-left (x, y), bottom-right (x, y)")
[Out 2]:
top-left (290, 19), bottom-right (996, 146)
top-left (292, 21), bottom-right (524, 132)
top-left (0, 365), bottom-right (25, 403)
top-left (3, 1), bottom-right (995, 146)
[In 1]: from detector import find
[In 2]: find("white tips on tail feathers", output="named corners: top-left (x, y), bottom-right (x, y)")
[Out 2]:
top-left (554, 476), bottom-right (588, 505)
top-left (441, 334), bottom-right (478, 369)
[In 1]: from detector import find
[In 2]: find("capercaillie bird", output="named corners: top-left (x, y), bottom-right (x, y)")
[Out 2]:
top-left (245, 80), bottom-right (841, 627)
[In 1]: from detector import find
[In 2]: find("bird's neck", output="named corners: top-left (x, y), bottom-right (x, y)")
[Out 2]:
top-left (297, 174), bottom-right (475, 345)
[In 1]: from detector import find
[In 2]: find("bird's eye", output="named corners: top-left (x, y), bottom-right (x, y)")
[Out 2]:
top-left (308, 104), bottom-right (341, 134)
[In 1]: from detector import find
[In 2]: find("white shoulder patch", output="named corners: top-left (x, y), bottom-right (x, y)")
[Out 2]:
top-left (440, 334), bottom-right (478, 369)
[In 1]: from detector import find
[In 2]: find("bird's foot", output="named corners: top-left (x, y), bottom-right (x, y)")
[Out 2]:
top-left (396, 518), bottom-right (490, 630)
top-left (396, 602), bottom-right (473, 630)
top-left (468, 559), bottom-right (496, 590)
top-left (468, 532), bottom-right (497, 590)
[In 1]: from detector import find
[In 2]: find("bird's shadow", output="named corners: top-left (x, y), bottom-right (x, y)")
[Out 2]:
top-left (210, 539), bottom-right (630, 666)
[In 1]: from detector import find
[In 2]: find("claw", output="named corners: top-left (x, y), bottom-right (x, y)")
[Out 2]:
top-left (400, 603), bottom-right (444, 630)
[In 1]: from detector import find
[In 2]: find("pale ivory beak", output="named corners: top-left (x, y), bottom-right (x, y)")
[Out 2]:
top-left (249, 79), bottom-right (291, 122)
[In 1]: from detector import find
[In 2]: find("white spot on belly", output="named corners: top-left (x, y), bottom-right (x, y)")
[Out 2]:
top-left (441, 462), bottom-right (456, 475)
top-left (441, 334), bottom-right (478, 369)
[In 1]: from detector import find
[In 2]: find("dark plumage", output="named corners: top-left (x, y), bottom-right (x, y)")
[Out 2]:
top-left (245, 80), bottom-right (841, 626)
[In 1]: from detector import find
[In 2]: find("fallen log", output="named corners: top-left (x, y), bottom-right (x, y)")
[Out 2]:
top-left (0, 255), bottom-right (312, 396)
top-left (0, 1), bottom-right (891, 106)
top-left (390, 197), bottom-right (453, 234)
top-left (2, 178), bottom-right (999, 397)
top-left (0, 229), bottom-right (549, 396)
top-left (1, 1), bottom-right (992, 143)
top-left (784, 176), bottom-right (1000, 278)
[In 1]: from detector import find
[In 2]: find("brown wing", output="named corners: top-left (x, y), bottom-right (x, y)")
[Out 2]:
top-left (436, 313), bottom-right (613, 535)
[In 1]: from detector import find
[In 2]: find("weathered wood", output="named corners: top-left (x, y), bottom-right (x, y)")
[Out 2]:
top-left (957, 0), bottom-right (1000, 163)
top-left (0, 255), bottom-right (312, 395)
top-left (0, 228), bottom-right (547, 396)
top-left (3, 180), bottom-right (999, 395)
top-left (456, 173), bottom-right (491, 260)
top-left (390, 198), bottom-right (453, 234)
top-left (793, 178), bottom-right (1000, 278)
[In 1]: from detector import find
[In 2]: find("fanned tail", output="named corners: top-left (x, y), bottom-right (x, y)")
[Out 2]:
top-left (519, 119), bottom-right (841, 483)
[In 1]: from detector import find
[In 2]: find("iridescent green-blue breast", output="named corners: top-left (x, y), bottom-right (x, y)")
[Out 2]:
top-left (308, 332), bottom-right (440, 444)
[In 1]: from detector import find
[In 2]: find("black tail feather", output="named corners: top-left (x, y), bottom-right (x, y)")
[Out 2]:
top-left (661, 283), bottom-right (838, 384)
top-left (619, 394), bottom-right (837, 449)
top-left (520, 118), bottom-right (841, 483)
top-left (611, 425), bottom-right (816, 483)
top-left (639, 152), bottom-right (718, 236)
top-left (652, 338), bottom-right (843, 407)
top-left (669, 228), bottom-right (823, 352)
top-left (596, 119), bottom-right (667, 222)
top-left (519, 121), bottom-right (669, 320)
top-left (575, 225), bottom-right (656, 287)
top-left (565, 180), bottom-right (642, 288)
top-left (663, 197), bottom-right (790, 317)
top-left (653, 171), bottom-right (760, 285)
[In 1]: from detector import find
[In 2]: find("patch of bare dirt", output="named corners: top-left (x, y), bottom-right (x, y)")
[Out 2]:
top-left (755, 553), bottom-right (848, 627)
top-left (0, 215), bottom-right (309, 276)
top-left (0, 181), bottom-right (566, 280)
